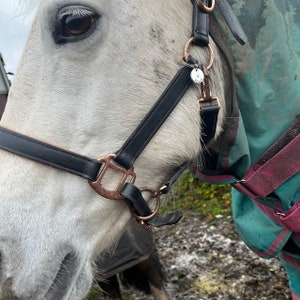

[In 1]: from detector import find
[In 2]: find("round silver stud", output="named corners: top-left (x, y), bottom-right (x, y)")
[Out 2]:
top-left (190, 68), bottom-right (204, 84)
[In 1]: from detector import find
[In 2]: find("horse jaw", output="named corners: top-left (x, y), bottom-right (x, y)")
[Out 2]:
top-left (0, 0), bottom-right (225, 299)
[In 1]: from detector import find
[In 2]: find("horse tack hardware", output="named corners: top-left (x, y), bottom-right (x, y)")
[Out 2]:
top-left (196, 0), bottom-right (215, 13)
top-left (0, 0), bottom-right (246, 227)
top-left (183, 37), bottom-right (218, 103)
top-left (88, 153), bottom-right (136, 201)
top-left (183, 1), bottom-right (220, 144)
top-left (130, 189), bottom-right (162, 228)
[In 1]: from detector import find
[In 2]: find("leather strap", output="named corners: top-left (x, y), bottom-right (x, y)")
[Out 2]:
top-left (114, 64), bottom-right (193, 170)
top-left (215, 0), bottom-right (247, 45)
top-left (0, 64), bottom-right (194, 179)
top-left (191, 0), bottom-right (247, 47)
top-left (160, 163), bottom-right (188, 194)
top-left (0, 127), bottom-right (102, 180)
top-left (121, 183), bottom-right (182, 227)
top-left (120, 164), bottom-right (186, 227)
top-left (200, 100), bottom-right (220, 144)
top-left (191, 0), bottom-right (210, 47)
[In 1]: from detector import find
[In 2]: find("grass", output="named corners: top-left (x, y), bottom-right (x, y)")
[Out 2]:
top-left (160, 171), bottom-right (232, 219)
top-left (84, 286), bottom-right (102, 300)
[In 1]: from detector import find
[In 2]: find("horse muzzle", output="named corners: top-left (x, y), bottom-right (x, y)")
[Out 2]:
top-left (0, 239), bottom-right (92, 300)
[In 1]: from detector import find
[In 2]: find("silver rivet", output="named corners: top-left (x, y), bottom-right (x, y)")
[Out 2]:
top-left (190, 68), bottom-right (204, 84)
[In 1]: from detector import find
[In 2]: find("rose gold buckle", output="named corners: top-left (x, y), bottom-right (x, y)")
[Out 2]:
top-left (88, 153), bottom-right (136, 200)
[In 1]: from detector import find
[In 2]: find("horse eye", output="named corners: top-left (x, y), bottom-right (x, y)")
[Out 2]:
top-left (54, 7), bottom-right (99, 44)
top-left (62, 15), bottom-right (95, 37)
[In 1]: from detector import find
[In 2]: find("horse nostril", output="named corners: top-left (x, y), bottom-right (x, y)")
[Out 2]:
top-left (0, 239), bottom-right (17, 282)
top-left (0, 247), bottom-right (17, 299)
top-left (44, 252), bottom-right (79, 300)
top-left (0, 251), bottom-right (4, 283)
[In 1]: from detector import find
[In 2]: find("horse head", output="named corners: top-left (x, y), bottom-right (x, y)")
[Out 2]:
top-left (0, 0), bottom-right (226, 299)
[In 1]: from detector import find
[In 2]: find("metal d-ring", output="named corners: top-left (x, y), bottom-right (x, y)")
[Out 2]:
top-left (183, 37), bottom-right (214, 70)
top-left (132, 189), bottom-right (161, 224)
top-left (196, 0), bottom-right (215, 13)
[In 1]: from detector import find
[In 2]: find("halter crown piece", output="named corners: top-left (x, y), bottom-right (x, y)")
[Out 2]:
top-left (0, 0), bottom-right (246, 227)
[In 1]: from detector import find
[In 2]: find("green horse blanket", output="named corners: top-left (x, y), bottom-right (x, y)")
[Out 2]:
top-left (193, 1), bottom-right (300, 298)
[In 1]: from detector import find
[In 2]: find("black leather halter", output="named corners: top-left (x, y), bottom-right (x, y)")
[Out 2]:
top-left (0, 61), bottom-right (194, 227)
top-left (0, 0), bottom-right (246, 227)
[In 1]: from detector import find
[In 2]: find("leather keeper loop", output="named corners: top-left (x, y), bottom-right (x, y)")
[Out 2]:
top-left (191, 0), bottom-right (210, 47)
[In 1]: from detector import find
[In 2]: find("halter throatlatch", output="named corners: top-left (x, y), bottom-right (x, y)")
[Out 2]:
top-left (0, 0), bottom-right (246, 228)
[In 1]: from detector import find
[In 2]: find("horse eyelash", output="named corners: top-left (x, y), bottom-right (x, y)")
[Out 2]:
top-left (58, 7), bottom-right (94, 20)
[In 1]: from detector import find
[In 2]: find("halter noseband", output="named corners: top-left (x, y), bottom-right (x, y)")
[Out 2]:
top-left (0, 0), bottom-right (246, 227)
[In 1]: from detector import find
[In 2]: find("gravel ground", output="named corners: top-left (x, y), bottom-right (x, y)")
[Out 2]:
top-left (101, 214), bottom-right (292, 300)
top-left (152, 214), bottom-right (291, 300)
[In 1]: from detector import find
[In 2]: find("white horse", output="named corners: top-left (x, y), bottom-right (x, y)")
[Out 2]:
top-left (0, 0), bottom-right (227, 299)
